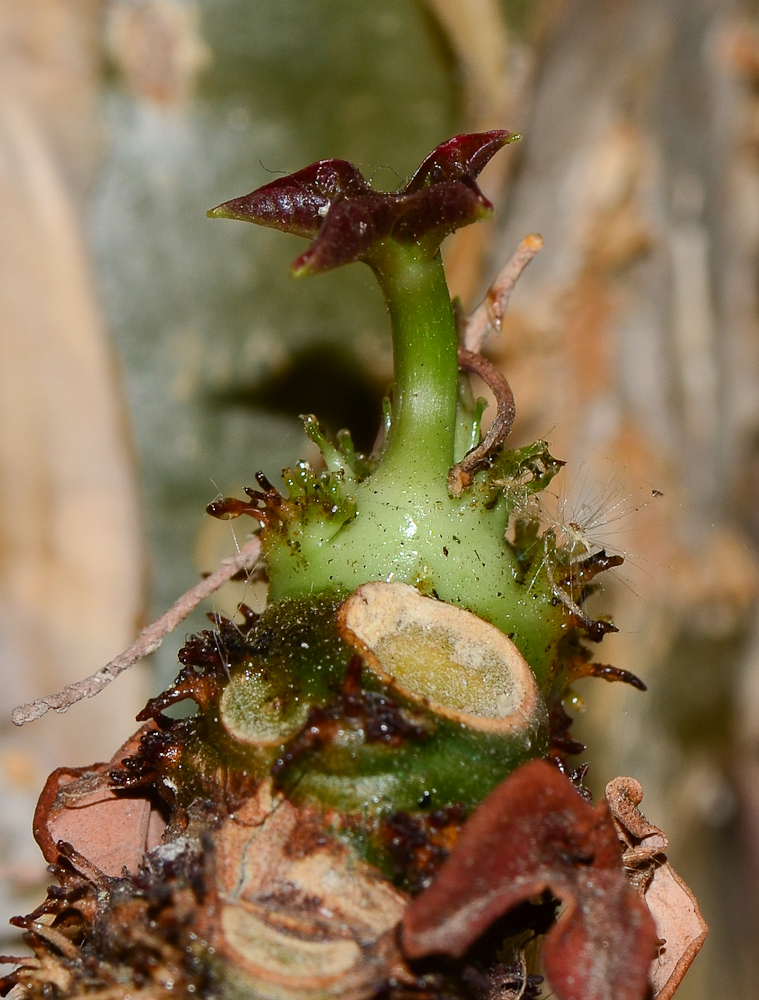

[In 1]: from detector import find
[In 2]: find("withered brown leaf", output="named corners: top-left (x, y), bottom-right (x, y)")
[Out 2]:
top-left (401, 758), bottom-right (658, 1000)
top-left (33, 726), bottom-right (166, 877)
top-left (606, 776), bottom-right (707, 1000)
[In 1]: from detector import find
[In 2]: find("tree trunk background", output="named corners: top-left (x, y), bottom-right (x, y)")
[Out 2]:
top-left (489, 4), bottom-right (759, 996)
top-left (1, 2), bottom-right (758, 997)
top-left (0, 0), bottom-right (146, 934)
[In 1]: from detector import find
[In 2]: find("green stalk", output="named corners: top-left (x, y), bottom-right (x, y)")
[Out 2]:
top-left (370, 245), bottom-right (459, 486)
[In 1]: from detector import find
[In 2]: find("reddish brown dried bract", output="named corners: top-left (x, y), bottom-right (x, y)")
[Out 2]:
top-left (33, 727), bottom-right (166, 877)
top-left (401, 759), bottom-right (658, 1000)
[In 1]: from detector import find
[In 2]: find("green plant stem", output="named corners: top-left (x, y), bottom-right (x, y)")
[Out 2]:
top-left (370, 245), bottom-right (459, 486)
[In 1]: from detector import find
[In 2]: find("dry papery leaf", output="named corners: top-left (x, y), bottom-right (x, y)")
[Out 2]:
top-left (605, 777), bottom-right (708, 1000)
top-left (402, 758), bottom-right (658, 1000)
top-left (31, 726), bottom-right (167, 878)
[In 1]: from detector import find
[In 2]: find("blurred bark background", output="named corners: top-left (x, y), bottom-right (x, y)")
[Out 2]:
top-left (2, 1), bottom-right (759, 997)
top-left (0, 0), bottom-right (145, 930)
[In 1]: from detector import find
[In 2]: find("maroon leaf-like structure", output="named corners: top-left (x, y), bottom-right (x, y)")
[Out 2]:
top-left (402, 759), bottom-right (657, 1000)
top-left (207, 130), bottom-right (518, 274)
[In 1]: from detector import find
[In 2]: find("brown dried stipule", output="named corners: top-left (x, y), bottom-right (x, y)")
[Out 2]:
top-left (542, 533), bottom-right (618, 643)
top-left (448, 348), bottom-right (516, 497)
top-left (402, 759), bottom-right (658, 1000)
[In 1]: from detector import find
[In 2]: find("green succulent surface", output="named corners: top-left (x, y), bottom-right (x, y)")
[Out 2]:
top-left (197, 133), bottom-right (621, 829)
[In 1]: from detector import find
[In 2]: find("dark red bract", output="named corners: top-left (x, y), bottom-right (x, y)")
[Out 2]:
top-left (208, 130), bottom-right (517, 274)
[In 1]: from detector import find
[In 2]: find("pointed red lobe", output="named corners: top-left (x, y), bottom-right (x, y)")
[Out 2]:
top-left (208, 132), bottom-right (519, 274)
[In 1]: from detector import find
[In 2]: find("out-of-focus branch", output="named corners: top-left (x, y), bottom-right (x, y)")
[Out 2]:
top-left (422, 0), bottom-right (510, 128)
top-left (422, 0), bottom-right (518, 305)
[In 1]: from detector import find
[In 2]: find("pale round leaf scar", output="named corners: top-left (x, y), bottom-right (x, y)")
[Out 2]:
top-left (339, 581), bottom-right (542, 733)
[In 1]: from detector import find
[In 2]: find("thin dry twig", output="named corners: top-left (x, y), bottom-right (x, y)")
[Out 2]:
top-left (464, 233), bottom-right (544, 353)
top-left (448, 347), bottom-right (516, 496)
top-left (11, 534), bottom-right (263, 726)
